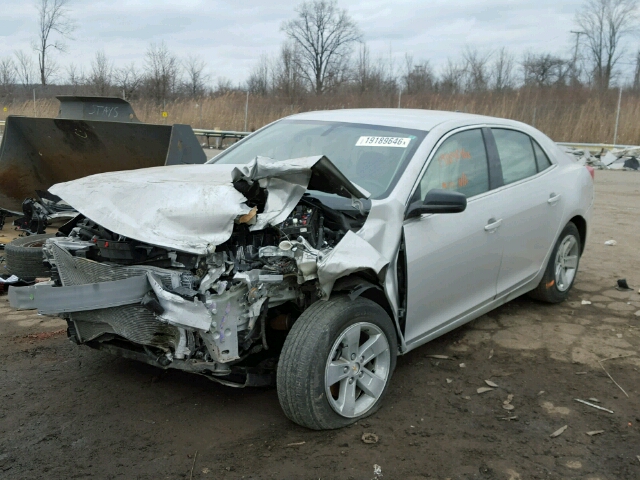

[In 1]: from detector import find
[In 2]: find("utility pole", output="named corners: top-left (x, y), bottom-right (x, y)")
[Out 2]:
top-left (633, 50), bottom-right (640, 92)
top-left (613, 86), bottom-right (622, 146)
top-left (244, 91), bottom-right (249, 131)
top-left (570, 30), bottom-right (584, 84)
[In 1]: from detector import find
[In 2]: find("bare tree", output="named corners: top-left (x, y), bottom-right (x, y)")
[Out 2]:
top-left (87, 50), bottom-right (113, 96)
top-left (491, 47), bottom-right (516, 91)
top-left (144, 41), bottom-right (180, 104)
top-left (282, 0), bottom-right (361, 94)
top-left (247, 54), bottom-right (270, 96)
top-left (271, 42), bottom-right (306, 100)
top-left (402, 54), bottom-right (435, 94)
top-left (0, 58), bottom-right (16, 98)
top-left (34, 0), bottom-right (76, 86)
top-left (114, 63), bottom-right (143, 100)
top-left (213, 77), bottom-right (234, 96)
top-left (353, 43), bottom-right (397, 94)
top-left (353, 43), bottom-right (373, 93)
top-left (575, 0), bottom-right (638, 89)
top-left (65, 63), bottom-right (84, 93)
top-left (522, 53), bottom-right (570, 87)
top-left (183, 55), bottom-right (208, 98)
top-left (462, 48), bottom-right (491, 92)
top-left (14, 50), bottom-right (36, 90)
top-left (377, 47), bottom-right (399, 95)
top-left (439, 58), bottom-right (465, 94)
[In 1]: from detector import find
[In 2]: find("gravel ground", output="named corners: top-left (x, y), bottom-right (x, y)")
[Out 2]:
top-left (0, 170), bottom-right (639, 480)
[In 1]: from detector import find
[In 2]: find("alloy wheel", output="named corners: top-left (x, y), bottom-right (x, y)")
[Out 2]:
top-left (554, 234), bottom-right (579, 292)
top-left (324, 322), bottom-right (391, 418)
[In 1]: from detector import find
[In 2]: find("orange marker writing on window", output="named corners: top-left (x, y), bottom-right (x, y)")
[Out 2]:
top-left (458, 173), bottom-right (469, 188)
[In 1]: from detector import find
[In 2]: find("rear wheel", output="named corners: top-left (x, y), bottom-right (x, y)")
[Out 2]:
top-left (528, 222), bottom-right (581, 303)
top-left (277, 296), bottom-right (397, 430)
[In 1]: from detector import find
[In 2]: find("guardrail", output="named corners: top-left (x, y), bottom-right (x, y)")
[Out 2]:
top-left (192, 128), bottom-right (250, 149)
top-left (556, 142), bottom-right (640, 151)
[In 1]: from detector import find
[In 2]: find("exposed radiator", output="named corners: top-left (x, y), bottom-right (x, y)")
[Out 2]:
top-left (50, 243), bottom-right (180, 350)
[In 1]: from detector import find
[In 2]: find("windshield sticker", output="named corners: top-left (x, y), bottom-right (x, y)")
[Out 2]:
top-left (356, 136), bottom-right (411, 148)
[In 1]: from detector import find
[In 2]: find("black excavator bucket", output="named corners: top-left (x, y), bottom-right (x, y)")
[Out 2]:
top-left (0, 96), bottom-right (206, 212)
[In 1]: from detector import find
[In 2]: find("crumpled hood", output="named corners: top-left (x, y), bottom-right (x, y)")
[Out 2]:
top-left (49, 156), bottom-right (367, 255)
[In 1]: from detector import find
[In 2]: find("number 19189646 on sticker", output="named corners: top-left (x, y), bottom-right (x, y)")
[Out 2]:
top-left (356, 136), bottom-right (411, 147)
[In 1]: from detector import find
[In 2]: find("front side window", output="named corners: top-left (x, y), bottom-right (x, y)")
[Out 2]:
top-left (492, 129), bottom-right (538, 185)
top-left (416, 129), bottom-right (490, 200)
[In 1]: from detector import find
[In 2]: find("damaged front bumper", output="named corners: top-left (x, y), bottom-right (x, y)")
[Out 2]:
top-left (10, 241), bottom-right (258, 364)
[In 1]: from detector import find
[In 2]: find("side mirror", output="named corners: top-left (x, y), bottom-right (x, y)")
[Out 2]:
top-left (406, 189), bottom-right (467, 218)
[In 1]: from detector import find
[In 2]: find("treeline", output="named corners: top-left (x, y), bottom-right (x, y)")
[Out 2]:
top-left (245, 45), bottom-right (616, 102)
top-left (245, 0), bottom-right (640, 100)
top-left (1, 0), bottom-right (640, 107)
top-left (0, 42), bottom-right (215, 103)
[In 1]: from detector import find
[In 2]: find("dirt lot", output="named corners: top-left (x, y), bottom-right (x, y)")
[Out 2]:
top-left (0, 170), bottom-right (639, 480)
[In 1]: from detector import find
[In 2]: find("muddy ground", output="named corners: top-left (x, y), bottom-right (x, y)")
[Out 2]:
top-left (0, 170), bottom-right (639, 480)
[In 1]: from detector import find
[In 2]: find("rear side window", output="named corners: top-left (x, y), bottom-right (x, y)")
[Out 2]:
top-left (492, 129), bottom-right (537, 185)
top-left (532, 140), bottom-right (552, 171)
top-left (417, 129), bottom-right (490, 199)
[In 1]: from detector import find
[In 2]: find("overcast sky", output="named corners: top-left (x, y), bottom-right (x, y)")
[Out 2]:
top-left (0, 0), bottom-right (591, 85)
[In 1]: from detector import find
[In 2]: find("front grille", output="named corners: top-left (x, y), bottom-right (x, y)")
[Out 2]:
top-left (50, 243), bottom-right (180, 350)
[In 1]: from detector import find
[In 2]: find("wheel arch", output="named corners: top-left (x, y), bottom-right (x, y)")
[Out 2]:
top-left (331, 274), bottom-right (395, 328)
top-left (569, 215), bottom-right (587, 254)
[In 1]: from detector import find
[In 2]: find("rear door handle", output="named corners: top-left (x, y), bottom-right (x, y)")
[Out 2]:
top-left (484, 218), bottom-right (502, 232)
top-left (548, 193), bottom-right (561, 205)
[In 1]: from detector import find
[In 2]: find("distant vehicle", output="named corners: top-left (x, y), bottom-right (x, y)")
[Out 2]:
top-left (8, 109), bottom-right (594, 430)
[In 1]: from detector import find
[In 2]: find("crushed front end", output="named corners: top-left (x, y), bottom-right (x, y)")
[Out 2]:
top-left (9, 156), bottom-right (383, 386)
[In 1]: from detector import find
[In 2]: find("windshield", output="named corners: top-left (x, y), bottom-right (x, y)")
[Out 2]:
top-left (210, 119), bottom-right (427, 199)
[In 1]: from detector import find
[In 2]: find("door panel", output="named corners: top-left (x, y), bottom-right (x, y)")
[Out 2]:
top-left (494, 172), bottom-right (565, 294)
top-left (403, 194), bottom-right (504, 343)
top-left (403, 128), bottom-right (503, 345)
top-left (491, 129), bottom-right (565, 294)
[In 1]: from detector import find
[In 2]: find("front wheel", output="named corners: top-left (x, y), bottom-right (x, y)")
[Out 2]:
top-left (528, 222), bottom-right (581, 304)
top-left (277, 296), bottom-right (397, 430)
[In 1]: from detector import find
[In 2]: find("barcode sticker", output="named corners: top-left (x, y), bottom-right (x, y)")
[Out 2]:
top-left (356, 136), bottom-right (411, 148)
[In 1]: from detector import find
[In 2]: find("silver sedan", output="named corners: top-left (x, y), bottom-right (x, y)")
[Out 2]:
top-left (8, 109), bottom-right (594, 430)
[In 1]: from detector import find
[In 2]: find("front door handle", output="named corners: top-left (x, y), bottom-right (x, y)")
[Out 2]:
top-left (484, 218), bottom-right (502, 232)
top-left (548, 193), bottom-right (561, 205)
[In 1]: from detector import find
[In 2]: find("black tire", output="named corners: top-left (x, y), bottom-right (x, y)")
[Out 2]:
top-left (5, 234), bottom-right (54, 279)
top-left (528, 222), bottom-right (581, 304)
top-left (277, 296), bottom-right (397, 430)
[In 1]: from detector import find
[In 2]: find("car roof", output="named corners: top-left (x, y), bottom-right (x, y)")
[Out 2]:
top-left (287, 108), bottom-right (510, 132)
